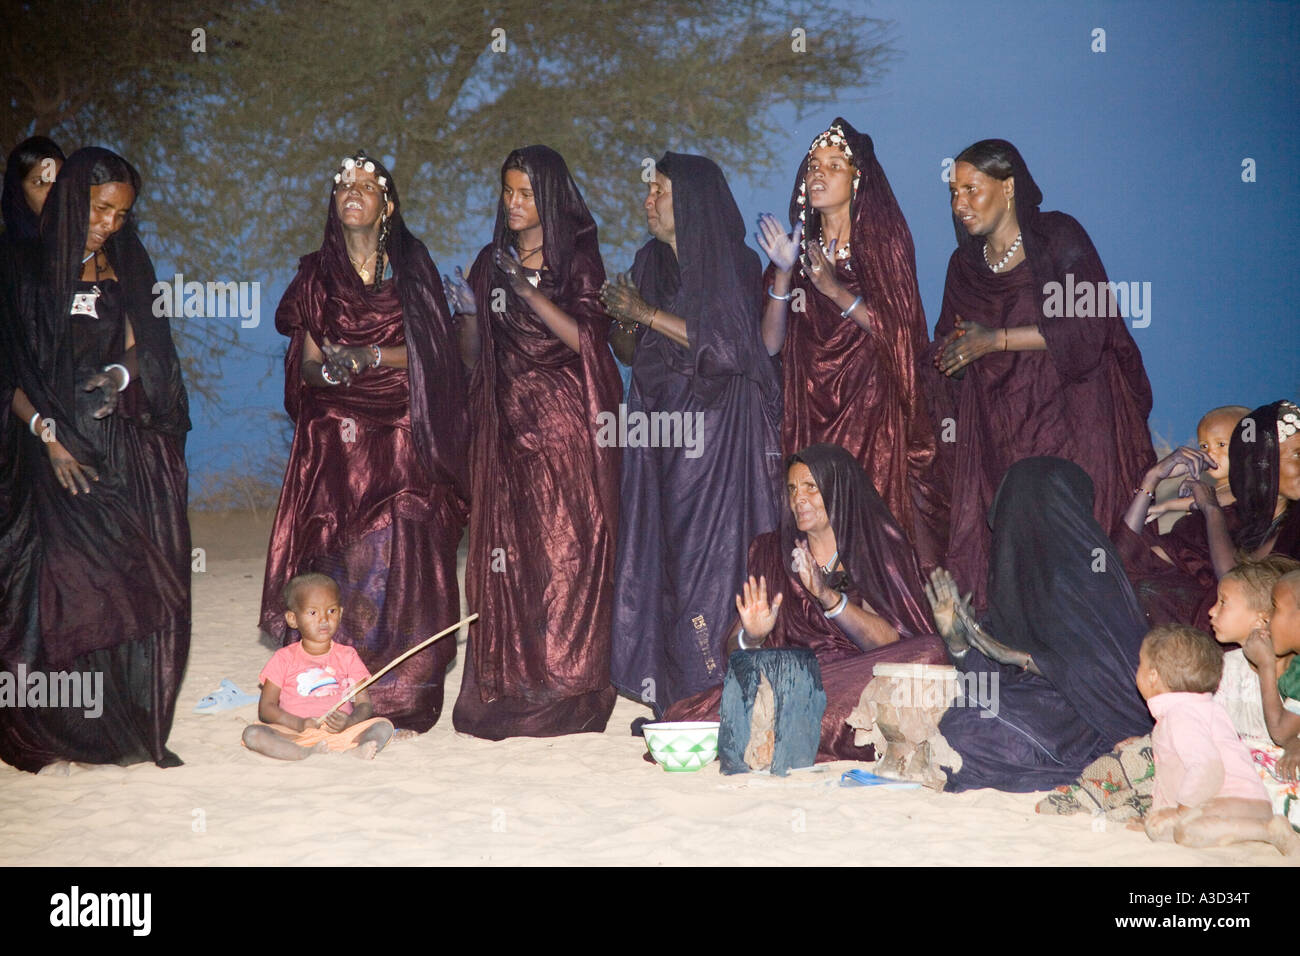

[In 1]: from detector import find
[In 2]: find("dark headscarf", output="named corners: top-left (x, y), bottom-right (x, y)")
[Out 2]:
top-left (1230, 399), bottom-right (1300, 556)
top-left (289, 153), bottom-right (468, 492)
top-left (782, 443), bottom-right (932, 639)
top-left (2, 147), bottom-right (189, 466)
top-left (630, 151), bottom-right (773, 403)
top-left (2, 136), bottom-right (65, 241)
top-left (985, 457), bottom-right (1151, 741)
top-left (490, 145), bottom-right (602, 311)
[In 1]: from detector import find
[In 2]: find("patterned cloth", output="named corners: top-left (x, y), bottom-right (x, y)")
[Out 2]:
top-left (1036, 736), bottom-right (1155, 821)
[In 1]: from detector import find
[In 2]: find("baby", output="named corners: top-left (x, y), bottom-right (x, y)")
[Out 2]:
top-left (1136, 624), bottom-right (1295, 853)
top-left (242, 572), bottom-right (394, 761)
top-left (1147, 405), bottom-right (1248, 521)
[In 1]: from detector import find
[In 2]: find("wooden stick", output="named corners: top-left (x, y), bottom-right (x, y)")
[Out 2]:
top-left (316, 613), bottom-right (478, 724)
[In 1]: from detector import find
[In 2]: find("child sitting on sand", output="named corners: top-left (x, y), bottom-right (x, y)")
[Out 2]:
top-left (1136, 623), bottom-right (1296, 853)
top-left (1243, 569), bottom-right (1300, 749)
top-left (242, 573), bottom-right (394, 761)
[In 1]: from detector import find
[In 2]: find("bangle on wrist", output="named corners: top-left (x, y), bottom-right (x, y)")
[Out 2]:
top-left (840, 295), bottom-right (863, 319)
top-left (766, 285), bottom-right (791, 302)
top-left (370, 344), bottom-right (382, 368)
top-left (28, 411), bottom-right (42, 436)
top-left (1001, 328), bottom-right (1008, 351)
top-left (823, 592), bottom-right (849, 619)
top-left (103, 362), bottom-right (130, 392)
top-left (1135, 485), bottom-right (1155, 500)
top-left (647, 309), bottom-right (658, 330)
top-left (737, 628), bottom-right (751, 651)
top-left (321, 364), bottom-right (340, 386)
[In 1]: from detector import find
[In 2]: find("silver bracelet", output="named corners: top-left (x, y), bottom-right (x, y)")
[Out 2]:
top-left (103, 362), bottom-right (130, 391)
top-left (840, 295), bottom-right (864, 319)
top-left (320, 364), bottom-right (340, 386)
top-left (370, 345), bottom-right (382, 368)
top-left (737, 628), bottom-right (751, 650)
top-left (28, 411), bottom-right (42, 436)
top-left (766, 285), bottom-right (791, 301)
top-left (823, 591), bottom-right (849, 619)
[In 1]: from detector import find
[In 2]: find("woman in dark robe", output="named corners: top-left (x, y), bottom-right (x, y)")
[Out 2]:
top-left (927, 139), bottom-right (1156, 609)
top-left (2, 136), bottom-right (65, 240)
top-left (0, 147), bottom-right (191, 772)
top-left (448, 145), bottom-right (621, 739)
top-left (924, 457), bottom-right (1153, 792)
top-left (601, 152), bottom-right (782, 716)
top-left (259, 152), bottom-right (468, 732)
top-left (665, 444), bottom-right (947, 761)
top-left (757, 119), bottom-right (946, 569)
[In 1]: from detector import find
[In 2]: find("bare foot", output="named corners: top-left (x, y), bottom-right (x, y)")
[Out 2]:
top-left (391, 729), bottom-right (419, 744)
top-left (351, 740), bottom-right (380, 761)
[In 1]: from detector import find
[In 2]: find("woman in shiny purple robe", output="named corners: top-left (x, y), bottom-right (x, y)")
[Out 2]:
top-left (450, 146), bottom-right (621, 739)
top-left (604, 152), bottom-right (782, 716)
top-left (259, 153), bottom-right (468, 733)
top-left (665, 444), bottom-right (947, 762)
top-left (927, 139), bottom-right (1155, 609)
top-left (758, 119), bottom-right (947, 570)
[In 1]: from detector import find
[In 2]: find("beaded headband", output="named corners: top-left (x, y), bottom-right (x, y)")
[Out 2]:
top-left (796, 125), bottom-right (861, 267)
top-left (333, 151), bottom-right (388, 192)
top-left (1278, 401), bottom-right (1300, 442)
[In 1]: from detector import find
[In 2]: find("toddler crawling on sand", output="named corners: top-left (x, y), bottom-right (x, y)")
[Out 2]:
top-left (242, 573), bottom-right (394, 761)
top-left (1136, 624), bottom-right (1296, 853)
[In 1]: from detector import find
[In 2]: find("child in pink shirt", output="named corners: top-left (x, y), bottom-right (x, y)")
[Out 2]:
top-left (242, 573), bottom-right (394, 760)
top-left (1137, 623), bottom-right (1296, 853)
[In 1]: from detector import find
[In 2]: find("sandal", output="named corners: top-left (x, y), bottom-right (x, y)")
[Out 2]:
top-left (194, 678), bottom-right (260, 714)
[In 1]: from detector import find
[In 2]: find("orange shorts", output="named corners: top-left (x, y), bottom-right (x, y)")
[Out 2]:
top-left (256, 717), bottom-right (389, 753)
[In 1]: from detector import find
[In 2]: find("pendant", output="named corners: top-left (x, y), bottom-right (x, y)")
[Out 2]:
top-left (71, 285), bottom-right (101, 318)
top-left (358, 268), bottom-right (370, 283)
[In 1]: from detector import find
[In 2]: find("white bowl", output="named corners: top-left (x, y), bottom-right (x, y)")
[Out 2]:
top-left (642, 721), bottom-right (720, 772)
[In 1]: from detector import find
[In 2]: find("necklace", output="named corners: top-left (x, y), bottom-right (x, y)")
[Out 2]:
top-left (349, 249), bottom-right (376, 283)
top-left (820, 238), bottom-right (851, 261)
top-left (983, 232), bottom-right (1023, 273)
top-left (517, 242), bottom-right (543, 260)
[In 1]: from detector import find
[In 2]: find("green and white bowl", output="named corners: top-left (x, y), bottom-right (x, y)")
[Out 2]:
top-left (642, 721), bottom-right (720, 772)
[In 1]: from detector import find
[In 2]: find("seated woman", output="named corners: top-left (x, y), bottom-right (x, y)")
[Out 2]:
top-left (0, 148), bottom-right (191, 772)
top-left (924, 457), bottom-right (1154, 792)
top-left (664, 443), bottom-right (946, 761)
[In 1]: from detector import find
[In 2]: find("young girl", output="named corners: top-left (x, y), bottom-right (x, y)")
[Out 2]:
top-left (1137, 624), bottom-right (1295, 853)
top-left (1243, 570), bottom-right (1300, 749)
top-left (243, 573), bottom-right (394, 760)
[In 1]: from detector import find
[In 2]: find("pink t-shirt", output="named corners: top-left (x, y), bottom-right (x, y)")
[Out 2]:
top-left (258, 642), bottom-right (371, 720)
top-left (1148, 691), bottom-right (1269, 809)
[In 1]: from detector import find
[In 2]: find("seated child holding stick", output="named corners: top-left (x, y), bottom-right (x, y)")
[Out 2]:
top-left (242, 572), bottom-right (394, 761)
top-left (1136, 624), bottom-right (1297, 853)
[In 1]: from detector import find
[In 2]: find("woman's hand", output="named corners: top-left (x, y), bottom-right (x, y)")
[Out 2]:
top-left (756, 215), bottom-right (801, 273)
top-left (46, 438), bottom-right (98, 495)
top-left (600, 272), bottom-right (654, 330)
top-left (791, 540), bottom-right (837, 609)
top-left (494, 247), bottom-right (535, 298)
top-left (800, 239), bottom-right (842, 298)
top-left (735, 574), bottom-right (782, 643)
top-left (81, 368), bottom-right (126, 420)
top-left (1179, 475), bottom-right (1219, 515)
top-left (936, 316), bottom-right (1000, 376)
top-left (924, 567), bottom-right (973, 658)
top-left (443, 266), bottom-right (476, 315)
top-left (1147, 446), bottom-right (1216, 486)
top-left (321, 338), bottom-right (376, 379)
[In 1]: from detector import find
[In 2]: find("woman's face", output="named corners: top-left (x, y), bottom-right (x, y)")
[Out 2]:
top-left (503, 168), bottom-right (540, 233)
top-left (84, 181), bottom-right (135, 254)
top-left (334, 167), bottom-right (390, 232)
top-left (805, 146), bottom-right (855, 213)
top-left (23, 157), bottom-right (61, 215)
top-left (787, 462), bottom-right (830, 535)
top-left (644, 171), bottom-right (674, 245)
top-left (1278, 430), bottom-right (1300, 502)
top-left (950, 161), bottom-right (1015, 237)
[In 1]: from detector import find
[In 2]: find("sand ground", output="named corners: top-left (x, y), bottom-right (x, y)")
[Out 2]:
top-left (0, 509), bottom-right (1289, 866)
